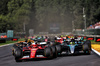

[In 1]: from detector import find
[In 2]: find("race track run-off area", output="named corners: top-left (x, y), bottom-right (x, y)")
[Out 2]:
top-left (0, 44), bottom-right (100, 66)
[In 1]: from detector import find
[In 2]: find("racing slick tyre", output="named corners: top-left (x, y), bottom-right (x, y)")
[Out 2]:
top-left (44, 47), bottom-right (53, 58)
top-left (56, 45), bottom-right (62, 55)
top-left (12, 47), bottom-right (19, 55)
top-left (86, 40), bottom-right (91, 50)
top-left (14, 48), bottom-right (22, 58)
top-left (51, 46), bottom-right (57, 58)
top-left (83, 41), bottom-right (91, 55)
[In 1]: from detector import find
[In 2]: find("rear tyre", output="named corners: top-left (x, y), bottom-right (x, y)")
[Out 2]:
top-left (51, 46), bottom-right (57, 58)
top-left (44, 47), bottom-right (53, 58)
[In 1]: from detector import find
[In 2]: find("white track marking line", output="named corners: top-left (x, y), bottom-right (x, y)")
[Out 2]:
top-left (0, 43), bottom-right (17, 48)
top-left (92, 48), bottom-right (100, 56)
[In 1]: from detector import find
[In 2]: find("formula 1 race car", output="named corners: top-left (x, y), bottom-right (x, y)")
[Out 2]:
top-left (12, 41), bottom-right (57, 62)
top-left (30, 36), bottom-right (49, 42)
top-left (54, 36), bottom-right (91, 55)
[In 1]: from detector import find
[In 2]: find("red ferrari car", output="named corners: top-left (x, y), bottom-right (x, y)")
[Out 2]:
top-left (55, 37), bottom-right (63, 44)
top-left (12, 42), bottom-right (57, 62)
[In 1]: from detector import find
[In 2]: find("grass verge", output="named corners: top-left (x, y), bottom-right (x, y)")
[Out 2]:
top-left (91, 40), bottom-right (100, 44)
top-left (0, 38), bottom-right (25, 46)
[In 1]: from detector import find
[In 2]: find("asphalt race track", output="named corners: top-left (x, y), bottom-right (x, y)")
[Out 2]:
top-left (0, 44), bottom-right (100, 66)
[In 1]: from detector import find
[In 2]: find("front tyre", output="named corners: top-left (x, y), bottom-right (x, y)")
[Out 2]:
top-left (83, 41), bottom-right (91, 55)
top-left (14, 49), bottom-right (22, 58)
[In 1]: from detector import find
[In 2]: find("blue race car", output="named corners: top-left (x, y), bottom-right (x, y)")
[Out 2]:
top-left (55, 38), bottom-right (91, 55)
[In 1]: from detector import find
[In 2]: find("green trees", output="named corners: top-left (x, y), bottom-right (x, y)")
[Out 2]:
top-left (0, 0), bottom-right (33, 32)
top-left (7, 0), bottom-right (32, 32)
top-left (0, 0), bottom-right (100, 33)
